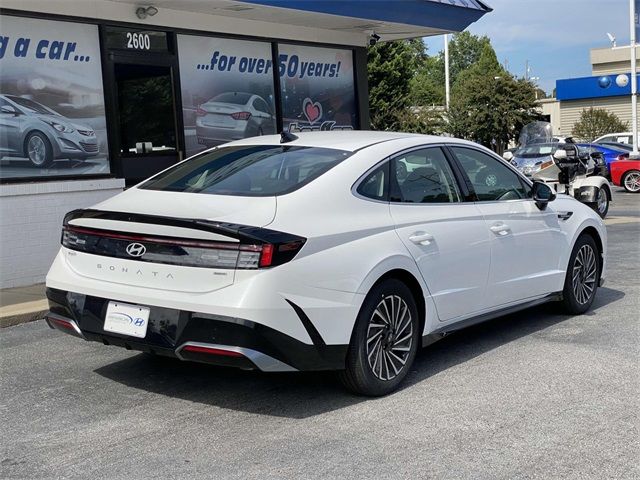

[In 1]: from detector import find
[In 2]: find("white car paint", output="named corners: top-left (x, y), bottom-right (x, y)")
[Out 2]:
top-left (45, 131), bottom-right (607, 372)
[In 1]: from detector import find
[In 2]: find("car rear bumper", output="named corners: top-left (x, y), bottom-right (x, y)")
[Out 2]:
top-left (45, 287), bottom-right (348, 372)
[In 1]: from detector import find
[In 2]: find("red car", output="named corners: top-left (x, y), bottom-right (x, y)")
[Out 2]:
top-left (610, 159), bottom-right (640, 193)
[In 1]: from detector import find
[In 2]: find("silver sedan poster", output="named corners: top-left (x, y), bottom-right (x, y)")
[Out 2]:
top-left (0, 15), bottom-right (110, 180)
top-left (177, 34), bottom-right (277, 158)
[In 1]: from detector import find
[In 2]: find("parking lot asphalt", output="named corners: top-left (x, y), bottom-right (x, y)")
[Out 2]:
top-left (1, 189), bottom-right (638, 480)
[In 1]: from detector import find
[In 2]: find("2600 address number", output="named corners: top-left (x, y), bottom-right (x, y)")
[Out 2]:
top-left (126, 32), bottom-right (151, 50)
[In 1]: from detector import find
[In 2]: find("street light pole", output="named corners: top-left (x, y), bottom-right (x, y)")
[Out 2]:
top-left (444, 33), bottom-right (450, 110)
top-left (631, 0), bottom-right (638, 156)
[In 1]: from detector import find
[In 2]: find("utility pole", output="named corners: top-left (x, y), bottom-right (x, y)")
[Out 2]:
top-left (444, 33), bottom-right (450, 110)
top-left (630, 0), bottom-right (639, 157)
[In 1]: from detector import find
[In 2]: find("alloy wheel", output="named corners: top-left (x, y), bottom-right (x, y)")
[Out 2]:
top-left (624, 171), bottom-right (640, 192)
top-left (596, 188), bottom-right (608, 215)
top-left (366, 295), bottom-right (413, 381)
top-left (572, 244), bottom-right (597, 305)
top-left (28, 136), bottom-right (47, 166)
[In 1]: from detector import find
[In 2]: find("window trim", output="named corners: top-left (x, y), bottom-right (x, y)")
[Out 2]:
top-left (351, 144), bottom-right (470, 206)
top-left (445, 144), bottom-right (535, 204)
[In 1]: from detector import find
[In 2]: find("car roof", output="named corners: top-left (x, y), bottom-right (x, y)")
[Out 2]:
top-left (218, 131), bottom-right (478, 153)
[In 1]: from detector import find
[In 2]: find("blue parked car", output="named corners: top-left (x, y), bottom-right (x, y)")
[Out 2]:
top-left (577, 143), bottom-right (629, 175)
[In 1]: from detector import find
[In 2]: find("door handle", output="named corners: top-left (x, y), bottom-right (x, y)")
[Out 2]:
top-left (490, 223), bottom-right (511, 236)
top-left (409, 232), bottom-right (434, 245)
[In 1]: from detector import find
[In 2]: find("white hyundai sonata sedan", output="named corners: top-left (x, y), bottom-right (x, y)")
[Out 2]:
top-left (45, 131), bottom-right (607, 395)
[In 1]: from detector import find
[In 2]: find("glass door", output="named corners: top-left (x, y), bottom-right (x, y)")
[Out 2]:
top-left (102, 26), bottom-right (184, 184)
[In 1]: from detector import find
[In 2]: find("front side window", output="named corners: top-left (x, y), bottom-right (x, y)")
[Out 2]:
top-left (391, 147), bottom-right (461, 203)
top-left (451, 147), bottom-right (528, 201)
top-left (140, 145), bottom-right (351, 196)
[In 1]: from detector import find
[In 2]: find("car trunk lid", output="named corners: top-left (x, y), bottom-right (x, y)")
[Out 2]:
top-left (60, 189), bottom-right (278, 293)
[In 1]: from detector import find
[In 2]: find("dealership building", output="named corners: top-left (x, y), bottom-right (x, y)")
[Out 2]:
top-left (539, 45), bottom-right (640, 138)
top-left (0, 0), bottom-right (491, 288)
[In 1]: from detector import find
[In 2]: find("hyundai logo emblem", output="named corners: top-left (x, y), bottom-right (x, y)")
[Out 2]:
top-left (125, 242), bottom-right (146, 257)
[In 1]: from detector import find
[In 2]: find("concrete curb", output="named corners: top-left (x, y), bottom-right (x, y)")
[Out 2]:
top-left (0, 299), bottom-right (48, 328)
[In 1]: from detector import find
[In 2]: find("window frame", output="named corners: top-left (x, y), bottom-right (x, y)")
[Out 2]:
top-left (445, 144), bottom-right (534, 204)
top-left (351, 144), bottom-right (472, 205)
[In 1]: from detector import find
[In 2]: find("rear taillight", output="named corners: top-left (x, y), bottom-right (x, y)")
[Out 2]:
top-left (230, 111), bottom-right (251, 121)
top-left (196, 106), bottom-right (207, 116)
top-left (616, 154), bottom-right (627, 161)
top-left (61, 226), bottom-right (305, 269)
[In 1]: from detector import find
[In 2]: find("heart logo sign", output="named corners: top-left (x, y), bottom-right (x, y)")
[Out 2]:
top-left (302, 98), bottom-right (322, 124)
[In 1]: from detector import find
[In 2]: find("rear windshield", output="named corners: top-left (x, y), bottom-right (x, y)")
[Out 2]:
top-left (140, 145), bottom-right (352, 196)
top-left (210, 92), bottom-right (252, 105)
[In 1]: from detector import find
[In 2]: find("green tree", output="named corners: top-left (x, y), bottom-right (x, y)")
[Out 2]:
top-left (571, 107), bottom-right (629, 141)
top-left (408, 31), bottom-right (492, 109)
top-left (367, 39), bottom-right (424, 130)
top-left (446, 43), bottom-right (540, 150)
top-left (447, 31), bottom-right (492, 83)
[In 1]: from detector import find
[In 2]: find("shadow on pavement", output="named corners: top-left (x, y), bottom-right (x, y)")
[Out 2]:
top-left (95, 287), bottom-right (624, 419)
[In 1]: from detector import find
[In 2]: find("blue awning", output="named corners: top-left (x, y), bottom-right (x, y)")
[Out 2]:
top-left (239, 0), bottom-right (492, 39)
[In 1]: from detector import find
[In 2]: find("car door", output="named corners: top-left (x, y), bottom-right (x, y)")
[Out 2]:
top-left (449, 146), bottom-right (566, 307)
top-left (388, 146), bottom-right (492, 322)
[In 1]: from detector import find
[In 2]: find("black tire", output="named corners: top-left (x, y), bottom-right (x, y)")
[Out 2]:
top-left (560, 234), bottom-right (600, 315)
top-left (621, 170), bottom-right (640, 193)
top-left (24, 131), bottom-right (53, 167)
top-left (590, 187), bottom-right (609, 218)
top-left (339, 279), bottom-right (420, 396)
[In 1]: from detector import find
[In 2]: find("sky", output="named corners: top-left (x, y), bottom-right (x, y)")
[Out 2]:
top-left (423, 0), bottom-right (632, 94)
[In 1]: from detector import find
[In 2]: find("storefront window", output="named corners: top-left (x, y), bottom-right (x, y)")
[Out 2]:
top-left (0, 16), bottom-right (110, 180)
top-left (278, 44), bottom-right (357, 133)
top-left (177, 35), bottom-right (276, 158)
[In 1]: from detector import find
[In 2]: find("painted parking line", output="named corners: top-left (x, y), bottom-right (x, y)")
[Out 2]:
top-left (604, 216), bottom-right (640, 225)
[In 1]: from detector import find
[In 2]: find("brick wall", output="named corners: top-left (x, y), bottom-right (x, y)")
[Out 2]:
top-left (0, 178), bottom-right (125, 289)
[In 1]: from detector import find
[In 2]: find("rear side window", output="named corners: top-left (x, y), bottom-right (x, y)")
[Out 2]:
top-left (357, 163), bottom-right (388, 201)
top-left (140, 145), bottom-right (351, 196)
top-left (391, 147), bottom-right (461, 203)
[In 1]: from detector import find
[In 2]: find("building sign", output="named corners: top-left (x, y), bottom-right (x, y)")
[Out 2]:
top-left (278, 44), bottom-right (356, 133)
top-left (177, 34), bottom-right (277, 157)
top-left (0, 16), bottom-right (110, 180)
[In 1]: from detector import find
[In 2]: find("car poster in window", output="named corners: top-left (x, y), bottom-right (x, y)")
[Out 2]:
top-left (0, 15), bottom-right (109, 180)
top-left (177, 34), bottom-right (277, 158)
top-left (278, 44), bottom-right (357, 134)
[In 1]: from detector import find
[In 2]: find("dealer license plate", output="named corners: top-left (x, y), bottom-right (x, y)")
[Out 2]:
top-left (104, 301), bottom-right (150, 338)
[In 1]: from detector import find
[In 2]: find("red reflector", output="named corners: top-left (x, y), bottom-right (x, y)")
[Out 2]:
top-left (259, 244), bottom-right (274, 267)
top-left (49, 317), bottom-right (75, 330)
top-left (230, 111), bottom-right (251, 121)
top-left (182, 345), bottom-right (244, 357)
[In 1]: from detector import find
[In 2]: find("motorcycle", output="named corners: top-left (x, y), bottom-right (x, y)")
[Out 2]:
top-left (503, 121), bottom-right (611, 218)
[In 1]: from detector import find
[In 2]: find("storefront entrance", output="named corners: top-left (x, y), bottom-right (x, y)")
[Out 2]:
top-left (103, 27), bottom-right (184, 184)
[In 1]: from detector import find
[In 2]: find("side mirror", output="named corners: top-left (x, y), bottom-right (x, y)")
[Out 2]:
top-left (532, 181), bottom-right (556, 210)
top-left (553, 149), bottom-right (567, 161)
top-left (502, 151), bottom-right (514, 161)
top-left (0, 105), bottom-right (18, 115)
